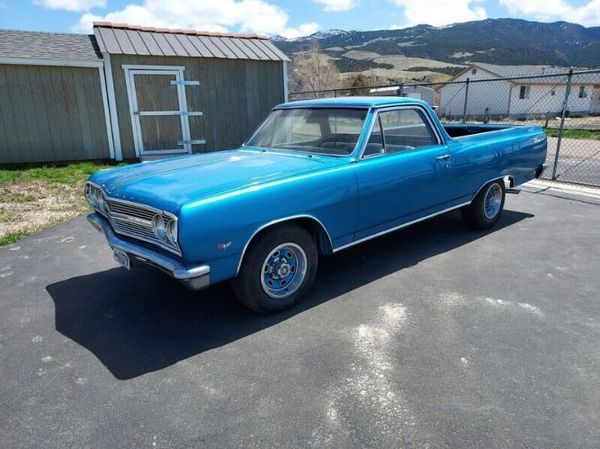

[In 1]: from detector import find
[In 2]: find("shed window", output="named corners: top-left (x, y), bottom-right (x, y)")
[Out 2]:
top-left (519, 86), bottom-right (530, 99)
top-left (579, 86), bottom-right (587, 98)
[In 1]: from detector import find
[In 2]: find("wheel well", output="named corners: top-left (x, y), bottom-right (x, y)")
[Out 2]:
top-left (246, 216), bottom-right (332, 256)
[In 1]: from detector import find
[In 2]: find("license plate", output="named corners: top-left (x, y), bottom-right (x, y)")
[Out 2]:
top-left (112, 248), bottom-right (131, 270)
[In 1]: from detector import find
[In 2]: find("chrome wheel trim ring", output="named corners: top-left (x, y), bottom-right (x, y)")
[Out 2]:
top-left (484, 183), bottom-right (503, 219)
top-left (260, 243), bottom-right (308, 299)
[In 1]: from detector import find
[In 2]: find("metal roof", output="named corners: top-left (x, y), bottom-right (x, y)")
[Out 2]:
top-left (474, 63), bottom-right (600, 85)
top-left (93, 23), bottom-right (289, 62)
top-left (0, 29), bottom-right (101, 61)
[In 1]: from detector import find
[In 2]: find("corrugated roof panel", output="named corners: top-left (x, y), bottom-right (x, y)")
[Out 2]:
top-left (197, 36), bottom-right (225, 58)
top-left (236, 39), bottom-right (263, 60)
top-left (175, 35), bottom-right (202, 57)
top-left (112, 28), bottom-right (136, 54)
top-left (262, 40), bottom-right (289, 61)
top-left (127, 30), bottom-right (150, 55)
top-left (185, 35), bottom-right (212, 58)
top-left (96, 27), bottom-right (122, 54)
top-left (206, 36), bottom-right (236, 59)
top-left (152, 33), bottom-right (177, 56)
top-left (231, 38), bottom-right (261, 60)
top-left (138, 31), bottom-right (162, 55)
top-left (92, 24), bottom-right (289, 61)
top-left (164, 33), bottom-right (188, 56)
top-left (250, 39), bottom-right (278, 61)
top-left (244, 39), bottom-right (272, 60)
top-left (221, 38), bottom-right (247, 59)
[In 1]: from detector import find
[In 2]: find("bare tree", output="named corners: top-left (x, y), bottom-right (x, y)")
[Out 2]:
top-left (290, 41), bottom-right (340, 98)
top-left (345, 72), bottom-right (384, 95)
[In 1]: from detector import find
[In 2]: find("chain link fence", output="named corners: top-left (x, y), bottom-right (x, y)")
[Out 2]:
top-left (290, 69), bottom-right (600, 187)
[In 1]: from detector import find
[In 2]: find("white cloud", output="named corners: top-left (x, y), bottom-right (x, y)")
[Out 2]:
top-left (311, 0), bottom-right (358, 11)
top-left (499, 0), bottom-right (600, 27)
top-left (34, 0), bottom-right (105, 12)
top-left (392, 0), bottom-right (486, 27)
top-left (73, 0), bottom-right (319, 38)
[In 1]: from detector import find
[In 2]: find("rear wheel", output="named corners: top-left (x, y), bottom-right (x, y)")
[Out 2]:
top-left (232, 224), bottom-right (318, 313)
top-left (462, 180), bottom-right (505, 230)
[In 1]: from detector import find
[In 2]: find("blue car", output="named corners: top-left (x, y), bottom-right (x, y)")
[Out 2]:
top-left (86, 97), bottom-right (547, 312)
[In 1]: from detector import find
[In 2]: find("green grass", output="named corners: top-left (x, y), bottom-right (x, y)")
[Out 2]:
top-left (0, 162), bottom-right (121, 187)
top-left (0, 231), bottom-right (26, 246)
top-left (544, 128), bottom-right (600, 140)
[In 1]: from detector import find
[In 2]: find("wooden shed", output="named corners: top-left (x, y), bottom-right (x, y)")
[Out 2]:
top-left (0, 23), bottom-right (289, 164)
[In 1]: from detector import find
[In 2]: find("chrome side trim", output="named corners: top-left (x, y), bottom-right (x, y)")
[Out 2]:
top-left (236, 214), bottom-right (334, 275)
top-left (332, 202), bottom-right (471, 253)
top-left (88, 213), bottom-right (210, 290)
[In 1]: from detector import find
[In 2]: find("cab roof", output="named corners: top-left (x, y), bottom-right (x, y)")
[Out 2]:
top-left (276, 96), bottom-right (427, 109)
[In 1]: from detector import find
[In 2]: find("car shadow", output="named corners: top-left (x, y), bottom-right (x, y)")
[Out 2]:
top-left (46, 209), bottom-right (533, 380)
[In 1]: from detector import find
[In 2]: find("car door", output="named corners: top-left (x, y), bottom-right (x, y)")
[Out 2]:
top-left (354, 106), bottom-right (457, 239)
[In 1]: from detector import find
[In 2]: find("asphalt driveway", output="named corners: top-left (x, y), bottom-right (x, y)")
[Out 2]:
top-left (1, 189), bottom-right (599, 448)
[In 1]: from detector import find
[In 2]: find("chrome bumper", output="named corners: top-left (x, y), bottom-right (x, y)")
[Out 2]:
top-left (87, 213), bottom-right (210, 290)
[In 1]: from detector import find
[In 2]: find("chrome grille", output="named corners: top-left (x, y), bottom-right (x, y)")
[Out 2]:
top-left (86, 182), bottom-right (181, 256)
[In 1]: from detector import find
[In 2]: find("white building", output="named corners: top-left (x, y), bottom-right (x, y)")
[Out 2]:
top-left (438, 63), bottom-right (600, 119)
top-left (369, 85), bottom-right (436, 106)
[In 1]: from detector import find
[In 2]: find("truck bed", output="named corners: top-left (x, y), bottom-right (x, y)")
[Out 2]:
top-left (443, 123), bottom-right (514, 138)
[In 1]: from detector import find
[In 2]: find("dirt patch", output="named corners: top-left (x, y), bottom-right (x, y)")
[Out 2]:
top-left (0, 163), bottom-right (121, 245)
top-left (0, 179), bottom-right (89, 243)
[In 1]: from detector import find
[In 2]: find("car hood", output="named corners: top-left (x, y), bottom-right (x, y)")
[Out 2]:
top-left (90, 148), bottom-right (345, 213)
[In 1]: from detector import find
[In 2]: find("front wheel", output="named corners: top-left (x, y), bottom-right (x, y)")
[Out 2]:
top-left (462, 180), bottom-right (505, 230)
top-left (231, 224), bottom-right (318, 313)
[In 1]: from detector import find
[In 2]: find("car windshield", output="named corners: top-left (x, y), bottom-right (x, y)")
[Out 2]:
top-left (246, 108), bottom-right (368, 156)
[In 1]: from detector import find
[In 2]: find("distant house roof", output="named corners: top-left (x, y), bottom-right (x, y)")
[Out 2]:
top-left (0, 29), bottom-right (101, 62)
top-left (472, 63), bottom-right (599, 85)
top-left (93, 23), bottom-right (289, 61)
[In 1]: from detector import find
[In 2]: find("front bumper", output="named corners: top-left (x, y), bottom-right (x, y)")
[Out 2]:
top-left (87, 213), bottom-right (210, 290)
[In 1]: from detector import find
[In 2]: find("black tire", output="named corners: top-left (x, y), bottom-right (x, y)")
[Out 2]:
top-left (462, 180), bottom-right (505, 230)
top-left (231, 224), bottom-right (318, 313)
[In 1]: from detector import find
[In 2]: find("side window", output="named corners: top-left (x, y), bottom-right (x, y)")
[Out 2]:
top-left (363, 116), bottom-right (384, 157)
top-left (378, 109), bottom-right (437, 153)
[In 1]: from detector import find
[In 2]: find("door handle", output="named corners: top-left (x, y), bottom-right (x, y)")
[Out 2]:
top-left (436, 154), bottom-right (451, 161)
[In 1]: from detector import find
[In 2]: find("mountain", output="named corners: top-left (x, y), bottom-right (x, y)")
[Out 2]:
top-left (274, 18), bottom-right (600, 69)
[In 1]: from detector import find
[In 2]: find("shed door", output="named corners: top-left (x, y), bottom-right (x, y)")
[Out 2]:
top-left (124, 67), bottom-right (203, 157)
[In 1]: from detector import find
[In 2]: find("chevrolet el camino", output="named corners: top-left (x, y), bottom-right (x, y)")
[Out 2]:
top-left (86, 97), bottom-right (547, 313)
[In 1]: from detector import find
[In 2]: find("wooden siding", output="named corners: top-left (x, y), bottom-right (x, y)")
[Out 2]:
top-left (0, 64), bottom-right (109, 164)
top-left (109, 55), bottom-right (284, 159)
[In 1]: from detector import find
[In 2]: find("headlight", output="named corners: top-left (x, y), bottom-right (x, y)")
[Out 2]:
top-left (152, 214), bottom-right (167, 242)
top-left (152, 214), bottom-right (177, 245)
top-left (85, 183), bottom-right (108, 214)
top-left (166, 219), bottom-right (178, 245)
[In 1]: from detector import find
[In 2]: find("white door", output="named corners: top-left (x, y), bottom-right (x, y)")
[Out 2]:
top-left (124, 65), bottom-right (203, 157)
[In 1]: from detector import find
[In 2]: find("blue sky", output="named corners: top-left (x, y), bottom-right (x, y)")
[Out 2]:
top-left (1, 0), bottom-right (598, 37)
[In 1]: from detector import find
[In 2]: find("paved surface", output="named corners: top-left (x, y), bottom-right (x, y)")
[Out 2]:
top-left (1, 190), bottom-right (600, 448)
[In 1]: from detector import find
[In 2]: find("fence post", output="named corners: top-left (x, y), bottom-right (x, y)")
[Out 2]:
top-left (552, 67), bottom-right (573, 180)
top-left (462, 77), bottom-right (470, 123)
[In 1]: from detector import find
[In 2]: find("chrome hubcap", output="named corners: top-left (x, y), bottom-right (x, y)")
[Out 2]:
top-left (484, 183), bottom-right (502, 219)
top-left (261, 243), bottom-right (307, 299)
